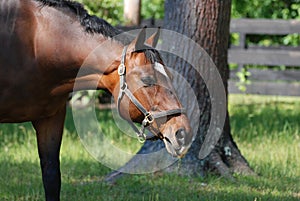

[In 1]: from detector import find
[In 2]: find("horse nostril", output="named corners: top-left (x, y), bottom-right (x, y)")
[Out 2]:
top-left (175, 128), bottom-right (186, 145)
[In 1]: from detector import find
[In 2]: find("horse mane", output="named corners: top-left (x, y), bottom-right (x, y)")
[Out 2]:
top-left (35, 0), bottom-right (121, 37)
top-left (143, 48), bottom-right (163, 64)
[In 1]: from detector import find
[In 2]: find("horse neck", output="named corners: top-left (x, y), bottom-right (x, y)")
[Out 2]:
top-left (33, 2), bottom-right (124, 95)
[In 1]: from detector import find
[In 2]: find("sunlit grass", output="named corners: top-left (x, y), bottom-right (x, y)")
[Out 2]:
top-left (0, 94), bottom-right (299, 200)
top-left (229, 94), bottom-right (300, 180)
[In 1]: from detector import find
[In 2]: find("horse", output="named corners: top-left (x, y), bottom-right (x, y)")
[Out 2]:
top-left (0, 0), bottom-right (192, 200)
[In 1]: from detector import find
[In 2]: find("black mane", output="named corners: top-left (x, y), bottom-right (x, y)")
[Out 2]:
top-left (35, 0), bottom-right (121, 37)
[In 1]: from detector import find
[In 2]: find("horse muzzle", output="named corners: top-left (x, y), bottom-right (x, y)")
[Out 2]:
top-left (162, 126), bottom-right (192, 158)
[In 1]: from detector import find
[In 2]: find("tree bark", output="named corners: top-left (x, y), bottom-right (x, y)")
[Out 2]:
top-left (124, 0), bottom-right (141, 26)
top-left (106, 0), bottom-right (254, 183)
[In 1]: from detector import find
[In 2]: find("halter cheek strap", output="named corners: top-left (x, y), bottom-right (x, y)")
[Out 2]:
top-left (117, 46), bottom-right (186, 143)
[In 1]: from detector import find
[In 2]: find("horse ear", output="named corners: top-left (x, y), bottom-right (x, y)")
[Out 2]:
top-left (132, 27), bottom-right (146, 51)
top-left (146, 27), bottom-right (160, 48)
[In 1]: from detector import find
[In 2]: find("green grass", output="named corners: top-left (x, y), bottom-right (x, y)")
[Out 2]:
top-left (0, 94), bottom-right (300, 201)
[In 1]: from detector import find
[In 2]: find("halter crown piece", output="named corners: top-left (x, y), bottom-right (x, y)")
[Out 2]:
top-left (117, 46), bottom-right (186, 143)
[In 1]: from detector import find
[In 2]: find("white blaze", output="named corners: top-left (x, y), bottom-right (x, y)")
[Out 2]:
top-left (154, 62), bottom-right (168, 78)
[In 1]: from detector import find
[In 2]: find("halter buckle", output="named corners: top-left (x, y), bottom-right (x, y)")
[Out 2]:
top-left (143, 112), bottom-right (154, 125)
top-left (137, 132), bottom-right (146, 143)
top-left (118, 63), bottom-right (126, 75)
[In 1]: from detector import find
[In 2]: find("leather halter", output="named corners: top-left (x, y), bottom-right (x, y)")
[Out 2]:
top-left (117, 46), bottom-right (186, 142)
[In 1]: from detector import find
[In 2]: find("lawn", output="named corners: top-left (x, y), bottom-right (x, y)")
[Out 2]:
top-left (0, 94), bottom-right (299, 201)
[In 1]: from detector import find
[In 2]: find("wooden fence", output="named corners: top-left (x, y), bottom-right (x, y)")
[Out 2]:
top-left (120, 19), bottom-right (300, 96)
top-left (228, 19), bottom-right (300, 96)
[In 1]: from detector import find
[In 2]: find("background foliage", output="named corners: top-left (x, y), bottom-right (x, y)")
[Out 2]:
top-left (76, 0), bottom-right (164, 25)
top-left (232, 0), bottom-right (300, 19)
top-left (76, 0), bottom-right (123, 25)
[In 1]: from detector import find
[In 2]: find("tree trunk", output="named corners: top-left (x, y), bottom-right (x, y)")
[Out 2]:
top-left (106, 0), bottom-right (254, 183)
top-left (162, 0), bottom-right (255, 176)
top-left (124, 0), bottom-right (141, 26)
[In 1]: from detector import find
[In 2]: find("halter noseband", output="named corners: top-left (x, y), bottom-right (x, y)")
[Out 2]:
top-left (117, 46), bottom-right (186, 143)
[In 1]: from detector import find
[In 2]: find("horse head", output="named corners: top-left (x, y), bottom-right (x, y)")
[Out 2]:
top-left (113, 28), bottom-right (193, 157)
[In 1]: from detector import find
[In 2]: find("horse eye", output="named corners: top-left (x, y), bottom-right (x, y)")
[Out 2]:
top-left (141, 76), bottom-right (156, 87)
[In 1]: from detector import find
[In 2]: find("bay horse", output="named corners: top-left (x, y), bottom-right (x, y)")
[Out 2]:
top-left (0, 0), bottom-right (192, 200)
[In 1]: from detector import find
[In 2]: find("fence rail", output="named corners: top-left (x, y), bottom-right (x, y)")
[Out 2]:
top-left (230, 19), bottom-right (300, 35)
top-left (228, 19), bottom-right (300, 96)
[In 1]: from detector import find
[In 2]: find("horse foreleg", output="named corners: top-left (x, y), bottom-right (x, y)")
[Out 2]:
top-left (32, 106), bottom-right (66, 201)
